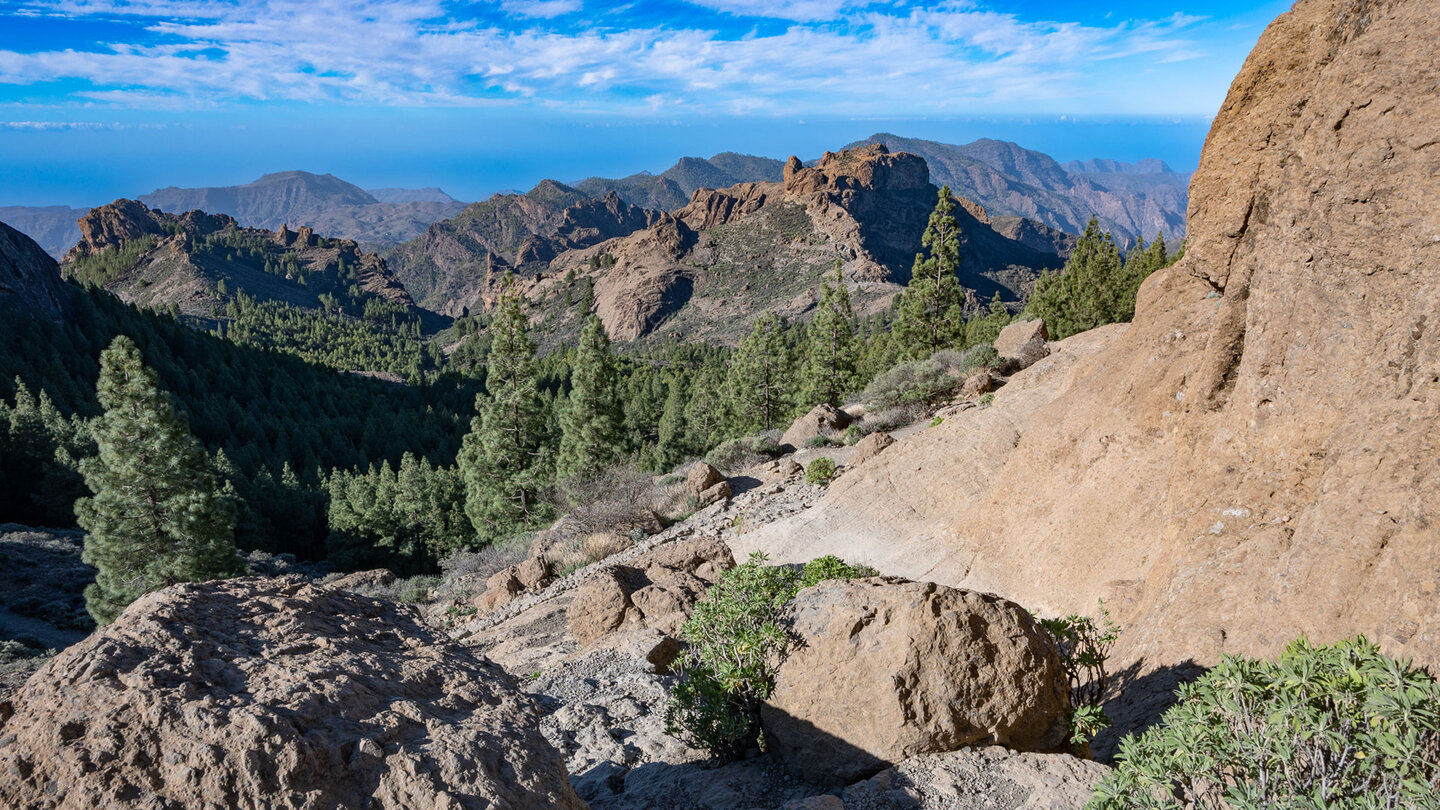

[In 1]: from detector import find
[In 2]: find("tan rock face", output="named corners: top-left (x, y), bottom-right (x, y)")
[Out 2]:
top-left (780, 403), bottom-right (853, 450)
top-left (0, 577), bottom-right (585, 810)
top-left (685, 460), bottom-right (726, 494)
top-left (735, 0), bottom-right (1440, 753)
top-left (326, 568), bottom-right (396, 591)
top-left (993, 318), bottom-right (1050, 371)
top-left (566, 537), bottom-right (734, 647)
top-left (762, 578), bottom-right (1069, 786)
top-left (848, 431), bottom-right (896, 466)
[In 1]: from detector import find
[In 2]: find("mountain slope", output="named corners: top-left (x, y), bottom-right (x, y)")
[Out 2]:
top-left (740, 0), bottom-right (1440, 730)
top-left (63, 200), bottom-right (418, 322)
top-left (0, 219), bottom-right (71, 320)
top-left (852, 134), bottom-right (1188, 246)
top-left (0, 206), bottom-right (91, 260)
top-left (575, 152), bottom-right (786, 212)
top-left (138, 171), bottom-right (467, 247)
top-left (514, 144), bottom-right (1063, 345)
top-left (385, 182), bottom-right (662, 315)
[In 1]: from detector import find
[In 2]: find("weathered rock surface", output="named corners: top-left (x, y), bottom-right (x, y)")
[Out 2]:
top-left (686, 460), bottom-right (726, 494)
top-left (0, 221), bottom-right (70, 320)
top-left (993, 318), bottom-right (1050, 371)
top-left (61, 200), bottom-right (419, 320)
top-left (0, 577), bottom-right (585, 809)
top-left (566, 537), bottom-right (734, 646)
top-left (734, 0), bottom-right (1440, 757)
top-left (835, 746), bottom-right (1110, 810)
top-left (763, 579), bottom-right (1069, 786)
top-left (780, 403), bottom-right (853, 450)
top-left (848, 432), bottom-right (896, 466)
top-left (325, 568), bottom-right (395, 591)
top-left (696, 479), bottom-right (733, 508)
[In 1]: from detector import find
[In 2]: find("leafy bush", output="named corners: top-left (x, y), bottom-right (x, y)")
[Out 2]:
top-left (862, 358), bottom-right (958, 413)
top-left (842, 424), bottom-right (862, 445)
top-left (805, 434), bottom-right (840, 449)
top-left (706, 434), bottom-right (782, 475)
top-left (1089, 636), bottom-right (1440, 810)
top-left (665, 552), bottom-right (874, 761)
top-left (928, 416), bottom-right (943, 427)
top-left (805, 457), bottom-right (837, 486)
top-left (1040, 601), bottom-right (1120, 750)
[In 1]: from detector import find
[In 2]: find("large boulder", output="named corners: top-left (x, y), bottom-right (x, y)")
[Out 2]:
top-left (685, 461), bottom-right (725, 494)
top-left (0, 577), bottom-right (585, 810)
top-left (763, 578), bottom-right (1069, 786)
top-left (566, 537), bottom-right (734, 647)
top-left (849, 431), bottom-right (895, 466)
top-left (780, 403), bottom-right (852, 450)
top-left (993, 318), bottom-right (1050, 371)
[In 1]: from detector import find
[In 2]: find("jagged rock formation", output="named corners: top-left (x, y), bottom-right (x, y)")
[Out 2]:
top-left (386, 181), bottom-right (662, 316)
top-left (61, 200), bottom-right (417, 320)
top-left (735, 0), bottom-right (1440, 755)
top-left (855, 133), bottom-right (1189, 246)
top-left (0, 577), bottom-right (586, 809)
top-left (0, 220), bottom-right (70, 319)
top-left (497, 143), bottom-right (1064, 345)
top-left (139, 171), bottom-right (467, 247)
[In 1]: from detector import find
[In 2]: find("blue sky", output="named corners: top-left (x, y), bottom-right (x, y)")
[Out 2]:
top-left (0, 0), bottom-right (1291, 206)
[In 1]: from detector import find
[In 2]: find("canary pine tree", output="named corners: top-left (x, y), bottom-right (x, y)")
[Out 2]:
top-left (894, 185), bottom-right (966, 358)
top-left (76, 336), bottom-right (243, 624)
top-left (557, 315), bottom-right (624, 484)
top-left (797, 262), bottom-right (859, 409)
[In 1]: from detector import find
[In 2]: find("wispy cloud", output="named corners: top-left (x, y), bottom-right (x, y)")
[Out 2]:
top-left (0, 0), bottom-right (1210, 113)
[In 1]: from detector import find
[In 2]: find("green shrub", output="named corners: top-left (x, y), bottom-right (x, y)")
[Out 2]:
top-left (978, 392), bottom-right (994, 407)
top-left (1040, 601), bottom-right (1120, 751)
top-left (1089, 636), bottom-right (1440, 810)
top-left (862, 358), bottom-right (958, 412)
top-left (805, 457), bottom-right (837, 486)
top-left (805, 434), bottom-right (840, 449)
top-left (706, 435), bottom-right (782, 475)
top-left (665, 551), bottom-right (874, 761)
top-left (928, 416), bottom-right (943, 427)
top-left (842, 424), bottom-right (862, 445)
top-left (933, 344), bottom-right (998, 374)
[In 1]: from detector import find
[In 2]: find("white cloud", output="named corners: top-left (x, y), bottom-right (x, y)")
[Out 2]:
top-left (0, 0), bottom-right (1212, 114)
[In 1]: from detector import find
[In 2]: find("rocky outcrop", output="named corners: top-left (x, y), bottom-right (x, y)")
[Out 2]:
top-left (0, 577), bottom-right (585, 809)
top-left (566, 537), bottom-right (734, 646)
top-left (993, 318), bottom-right (1050, 371)
top-left (61, 200), bottom-right (418, 320)
top-left (0, 220), bottom-right (70, 320)
top-left (677, 182), bottom-right (775, 230)
top-left (686, 461), bottom-right (726, 495)
top-left (735, 0), bottom-right (1440, 755)
top-left (848, 431), bottom-right (895, 466)
top-left (763, 579), bottom-right (1069, 786)
top-left (780, 404), bottom-right (852, 450)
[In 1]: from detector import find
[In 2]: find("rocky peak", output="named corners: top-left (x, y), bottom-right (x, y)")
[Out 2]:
top-left (783, 143), bottom-right (930, 195)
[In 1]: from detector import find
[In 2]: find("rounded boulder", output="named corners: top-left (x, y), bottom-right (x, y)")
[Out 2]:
top-left (762, 578), bottom-right (1069, 786)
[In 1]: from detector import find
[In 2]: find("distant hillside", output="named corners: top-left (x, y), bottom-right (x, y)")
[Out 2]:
top-left (393, 143), bottom-right (1067, 347)
top-left (385, 181), bottom-right (662, 313)
top-left (365, 187), bottom-right (460, 205)
top-left (0, 220), bottom-right (72, 320)
top-left (851, 134), bottom-right (1188, 246)
top-left (0, 206), bottom-right (90, 260)
top-left (138, 171), bottom-right (468, 247)
top-left (575, 152), bottom-right (786, 212)
top-left (63, 200), bottom-right (421, 324)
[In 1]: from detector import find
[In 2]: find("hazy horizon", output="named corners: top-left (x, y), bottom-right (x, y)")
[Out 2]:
top-left (1, 0), bottom-right (1287, 207)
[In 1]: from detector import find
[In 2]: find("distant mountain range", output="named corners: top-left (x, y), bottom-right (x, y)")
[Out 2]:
top-left (3, 173), bottom-right (467, 259)
top-left (573, 153), bottom-right (787, 212)
top-left (850, 134), bottom-right (1189, 247)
